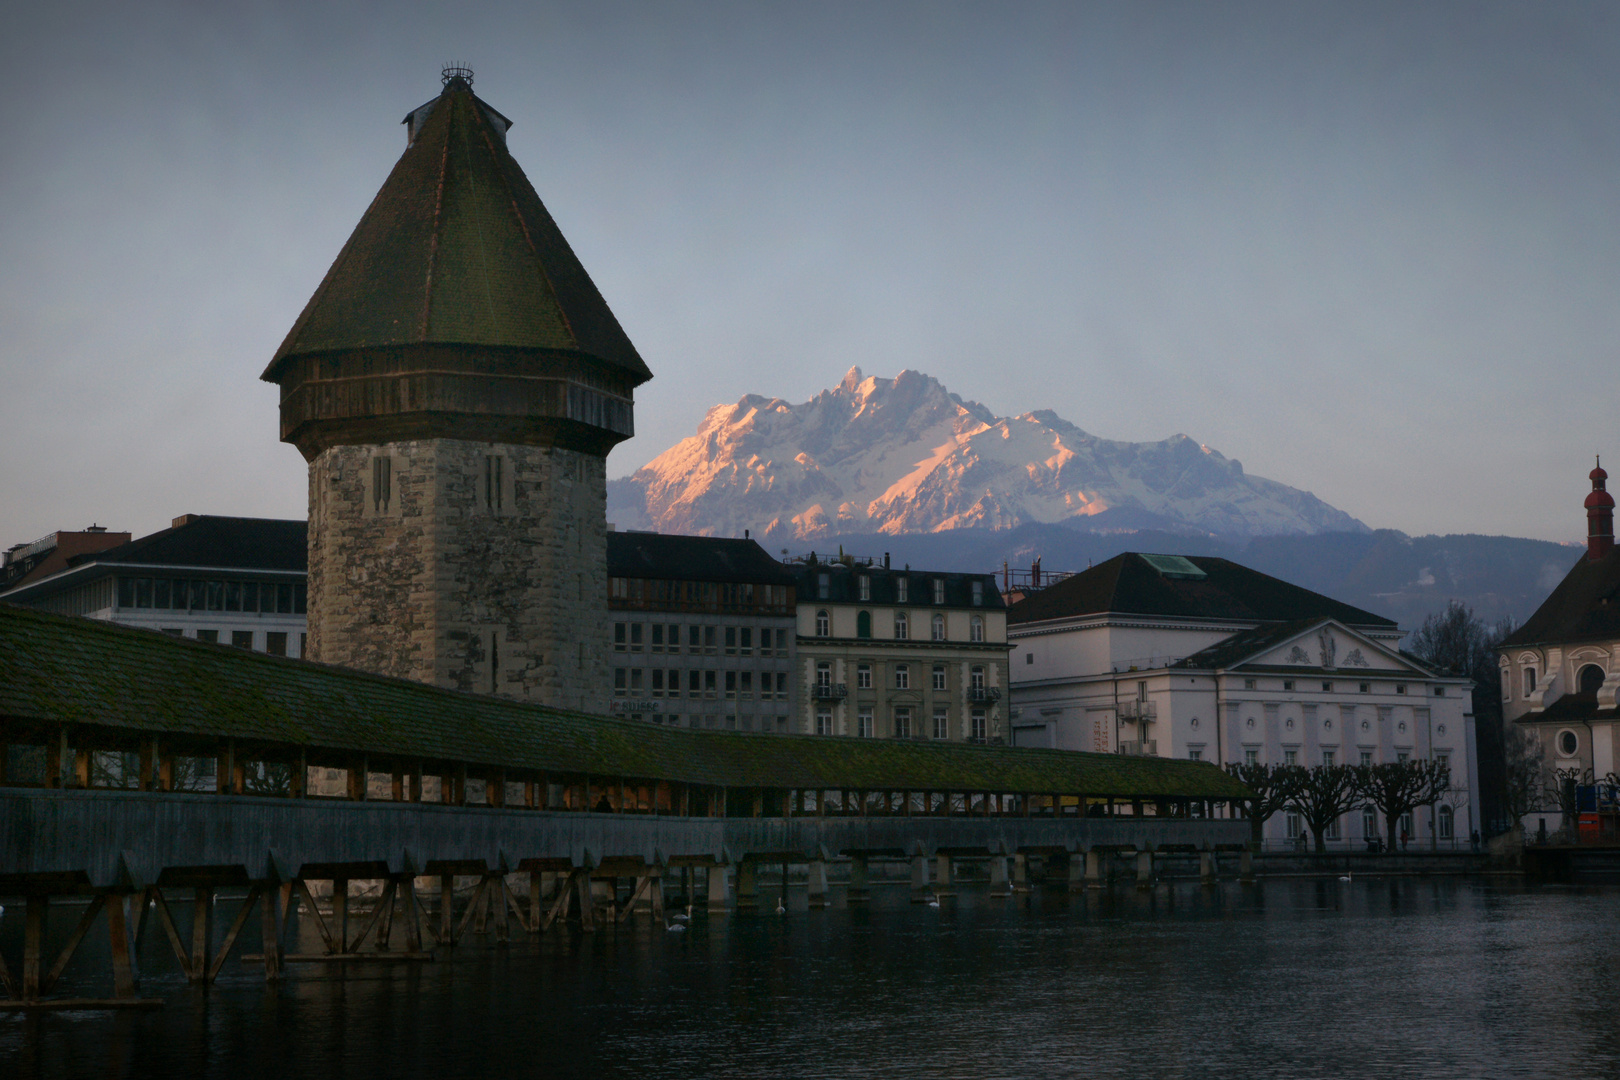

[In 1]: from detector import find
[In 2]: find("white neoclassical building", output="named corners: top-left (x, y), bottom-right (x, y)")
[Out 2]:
top-left (1500, 461), bottom-right (1620, 827)
top-left (1008, 552), bottom-right (1476, 847)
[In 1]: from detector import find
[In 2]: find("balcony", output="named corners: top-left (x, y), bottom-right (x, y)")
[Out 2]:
top-left (812, 683), bottom-right (848, 701)
top-left (965, 686), bottom-right (1001, 703)
top-left (1118, 740), bottom-right (1158, 756)
top-left (1117, 699), bottom-right (1156, 721)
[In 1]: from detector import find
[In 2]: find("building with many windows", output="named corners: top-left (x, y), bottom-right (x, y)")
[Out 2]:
top-left (1008, 552), bottom-right (1475, 846)
top-left (791, 556), bottom-right (1009, 741)
top-left (0, 515), bottom-right (308, 655)
top-left (607, 532), bottom-right (796, 732)
top-left (1500, 461), bottom-right (1620, 829)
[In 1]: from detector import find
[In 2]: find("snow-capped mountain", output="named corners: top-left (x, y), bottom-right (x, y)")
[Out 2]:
top-left (608, 368), bottom-right (1367, 540)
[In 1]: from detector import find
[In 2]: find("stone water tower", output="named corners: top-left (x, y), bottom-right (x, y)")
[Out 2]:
top-left (262, 68), bottom-right (651, 712)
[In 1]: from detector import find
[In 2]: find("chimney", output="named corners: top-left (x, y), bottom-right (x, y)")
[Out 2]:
top-left (1587, 456), bottom-right (1614, 560)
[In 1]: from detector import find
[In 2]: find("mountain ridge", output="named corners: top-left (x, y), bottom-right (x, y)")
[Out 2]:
top-left (609, 367), bottom-right (1368, 540)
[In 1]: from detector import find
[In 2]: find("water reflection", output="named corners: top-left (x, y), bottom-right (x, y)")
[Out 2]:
top-left (2, 878), bottom-right (1617, 1079)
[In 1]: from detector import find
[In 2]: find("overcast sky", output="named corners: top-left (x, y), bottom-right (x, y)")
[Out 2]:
top-left (3, 2), bottom-right (1616, 547)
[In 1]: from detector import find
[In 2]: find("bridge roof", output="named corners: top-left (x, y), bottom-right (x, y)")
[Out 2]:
top-left (0, 605), bottom-right (1246, 800)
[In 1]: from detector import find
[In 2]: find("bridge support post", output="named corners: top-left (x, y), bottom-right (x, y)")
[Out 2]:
top-left (1012, 854), bottom-right (1029, 893)
top-left (934, 855), bottom-right (954, 897)
top-left (735, 862), bottom-right (758, 909)
top-left (191, 887), bottom-right (214, 978)
top-left (847, 855), bottom-right (870, 903)
top-left (1200, 850), bottom-right (1217, 885)
top-left (1085, 849), bottom-right (1104, 890)
top-left (529, 872), bottom-right (543, 933)
top-left (706, 864), bottom-right (730, 913)
top-left (439, 875), bottom-right (454, 944)
top-left (989, 855), bottom-right (1010, 897)
top-left (1240, 847), bottom-right (1255, 883)
top-left (910, 854), bottom-right (931, 902)
top-left (807, 861), bottom-right (829, 907)
top-left (1135, 850), bottom-right (1155, 890)
top-left (1067, 851), bottom-right (1085, 893)
top-left (574, 869), bottom-right (598, 932)
top-left (106, 892), bottom-right (136, 999)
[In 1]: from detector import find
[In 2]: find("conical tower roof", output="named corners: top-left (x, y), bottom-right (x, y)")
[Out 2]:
top-left (263, 72), bottom-right (649, 384)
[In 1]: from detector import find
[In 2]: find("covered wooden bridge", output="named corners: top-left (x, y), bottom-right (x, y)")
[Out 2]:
top-left (0, 604), bottom-right (1250, 1007)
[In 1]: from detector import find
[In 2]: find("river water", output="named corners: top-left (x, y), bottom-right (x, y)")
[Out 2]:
top-left (3, 876), bottom-right (1617, 1079)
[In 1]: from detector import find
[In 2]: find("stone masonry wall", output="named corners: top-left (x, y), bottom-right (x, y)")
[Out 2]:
top-left (308, 439), bottom-right (611, 714)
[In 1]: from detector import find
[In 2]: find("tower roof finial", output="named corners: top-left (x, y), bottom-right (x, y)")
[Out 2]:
top-left (442, 64), bottom-right (473, 88)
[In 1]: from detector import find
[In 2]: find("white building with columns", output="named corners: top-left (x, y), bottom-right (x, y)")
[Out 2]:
top-left (1008, 552), bottom-right (1476, 847)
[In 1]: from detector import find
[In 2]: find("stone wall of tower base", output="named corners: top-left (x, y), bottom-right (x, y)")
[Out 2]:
top-left (307, 438), bottom-right (611, 714)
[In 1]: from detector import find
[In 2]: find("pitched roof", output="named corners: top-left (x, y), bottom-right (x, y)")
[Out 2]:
top-left (1500, 548), bottom-right (1620, 648)
top-left (66, 516), bottom-right (307, 573)
top-left (262, 76), bottom-right (649, 385)
top-left (791, 561), bottom-right (1005, 611)
top-left (1007, 552), bottom-right (1395, 629)
top-left (0, 604), bottom-right (1246, 799)
top-left (607, 533), bottom-right (794, 585)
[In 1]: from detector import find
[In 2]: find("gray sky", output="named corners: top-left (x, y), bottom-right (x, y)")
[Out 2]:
top-left (3, 2), bottom-right (1616, 546)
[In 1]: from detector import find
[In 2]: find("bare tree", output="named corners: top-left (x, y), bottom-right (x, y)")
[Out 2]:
top-left (1503, 722), bottom-right (1546, 824)
top-left (1288, 765), bottom-right (1363, 854)
top-left (1358, 760), bottom-right (1450, 852)
top-left (1542, 765), bottom-right (1592, 839)
top-left (1227, 763), bottom-right (1305, 846)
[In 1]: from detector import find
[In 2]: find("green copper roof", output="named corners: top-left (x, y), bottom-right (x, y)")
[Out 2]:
top-left (0, 604), bottom-right (1247, 800)
top-left (263, 77), bottom-right (650, 384)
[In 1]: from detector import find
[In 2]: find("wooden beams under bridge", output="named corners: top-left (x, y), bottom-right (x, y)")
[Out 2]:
top-left (0, 604), bottom-right (1252, 1008)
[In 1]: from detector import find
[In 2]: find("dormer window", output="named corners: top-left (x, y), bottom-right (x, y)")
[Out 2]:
top-left (933, 578), bottom-right (946, 605)
top-left (896, 577), bottom-right (908, 603)
top-left (858, 575), bottom-right (871, 601)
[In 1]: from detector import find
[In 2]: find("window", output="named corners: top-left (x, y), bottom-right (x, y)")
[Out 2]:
top-left (817, 573), bottom-right (830, 600)
top-left (704, 670), bottom-right (717, 697)
top-left (1435, 753), bottom-right (1450, 772)
top-left (651, 624), bottom-right (664, 652)
top-left (970, 709), bottom-right (986, 742)
top-left (971, 666), bottom-right (986, 691)
top-left (816, 610), bottom-right (830, 636)
top-left (933, 707), bottom-right (949, 740)
top-left (725, 671), bottom-right (737, 699)
top-left (372, 456), bottom-right (392, 514)
top-left (1360, 751), bottom-right (1372, 766)
top-left (614, 623), bottom-right (627, 651)
top-left (1397, 751), bottom-right (1409, 764)
top-left (725, 627), bottom-right (737, 655)
top-left (740, 671), bottom-right (753, 697)
top-left (1559, 729), bottom-right (1579, 756)
top-left (231, 630), bottom-right (254, 650)
top-left (757, 627), bottom-right (771, 656)
top-left (856, 663), bottom-right (872, 689)
top-left (970, 580), bottom-right (983, 606)
top-left (266, 632), bottom-right (288, 657)
top-left (629, 669), bottom-right (643, 693)
top-left (1244, 679), bottom-right (1257, 690)
top-left (1285, 812), bottom-right (1302, 838)
top-left (1325, 817), bottom-right (1341, 841)
top-left (1188, 749), bottom-right (1202, 762)
top-left (483, 454), bottom-right (504, 512)
top-left (1432, 686), bottom-right (1445, 697)
top-left (704, 626), bottom-right (717, 654)
top-left (1283, 680), bottom-right (1295, 691)
top-left (740, 627), bottom-right (752, 655)
top-left (614, 668), bottom-right (627, 696)
top-left (856, 611), bottom-right (871, 638)
top-left (1362, 806), bottom-right (1378, 839)
top-left (858, 575), bottom-right (871, 601)
top-left (689, 670), bottom-right (702, 695)
top-left (776, 672), bottom-right (789, 699)
top-left (629, 623), bottom-right (643, 652)
top-left (1525, 668), bottom-right (1537, 696)
top-left (816, 661), bottom-right (832, 689)
top-left (894, 611), bottom-right (908, 640)
top-left (933, 578), bottom-right (946, 605)
top-left (1397, 683), bottom-right (1407, 695)
top-left (970, 616), bottom-right (984, 643)
top-left (1358, 683), bottom-right (1369, 694)
top-left (1322, 682), bottom-right (1333, 692)
top-left (932, 664), bottom-right (947, 691)
top-left (857, 709), bottom-right (873, 738)
top-left (1244, 749), bottom-right (1258, 766)
top-left (896, 577), bottom-right (908, 603)
top-left (652, 670), bottom-right (665, 696)
top-left (1026, 652), bottom-right (1034, 665)
top-left (895, 664), bottom-right (910, 690)
top-left (1284, 749), bottom-right (1297, 766)
top-left (1322, 749), bottom-right (1335, 767)
top-left (689, 625), bottom-right (702, 650)
top-left (1438, 805), bottom-right (1455, 840)
top-left (894, 707), bottom-right (912, 738)
top-left (816, 708), bottom-right (833, 736)
top-left (932, 613), bottom-right (946, 641)
top-left (1399, 811), bottom-right (1413, 839)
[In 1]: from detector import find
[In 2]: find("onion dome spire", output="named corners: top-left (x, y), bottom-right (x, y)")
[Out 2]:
top-left (1587, 455), bottom-right (1613, 561)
